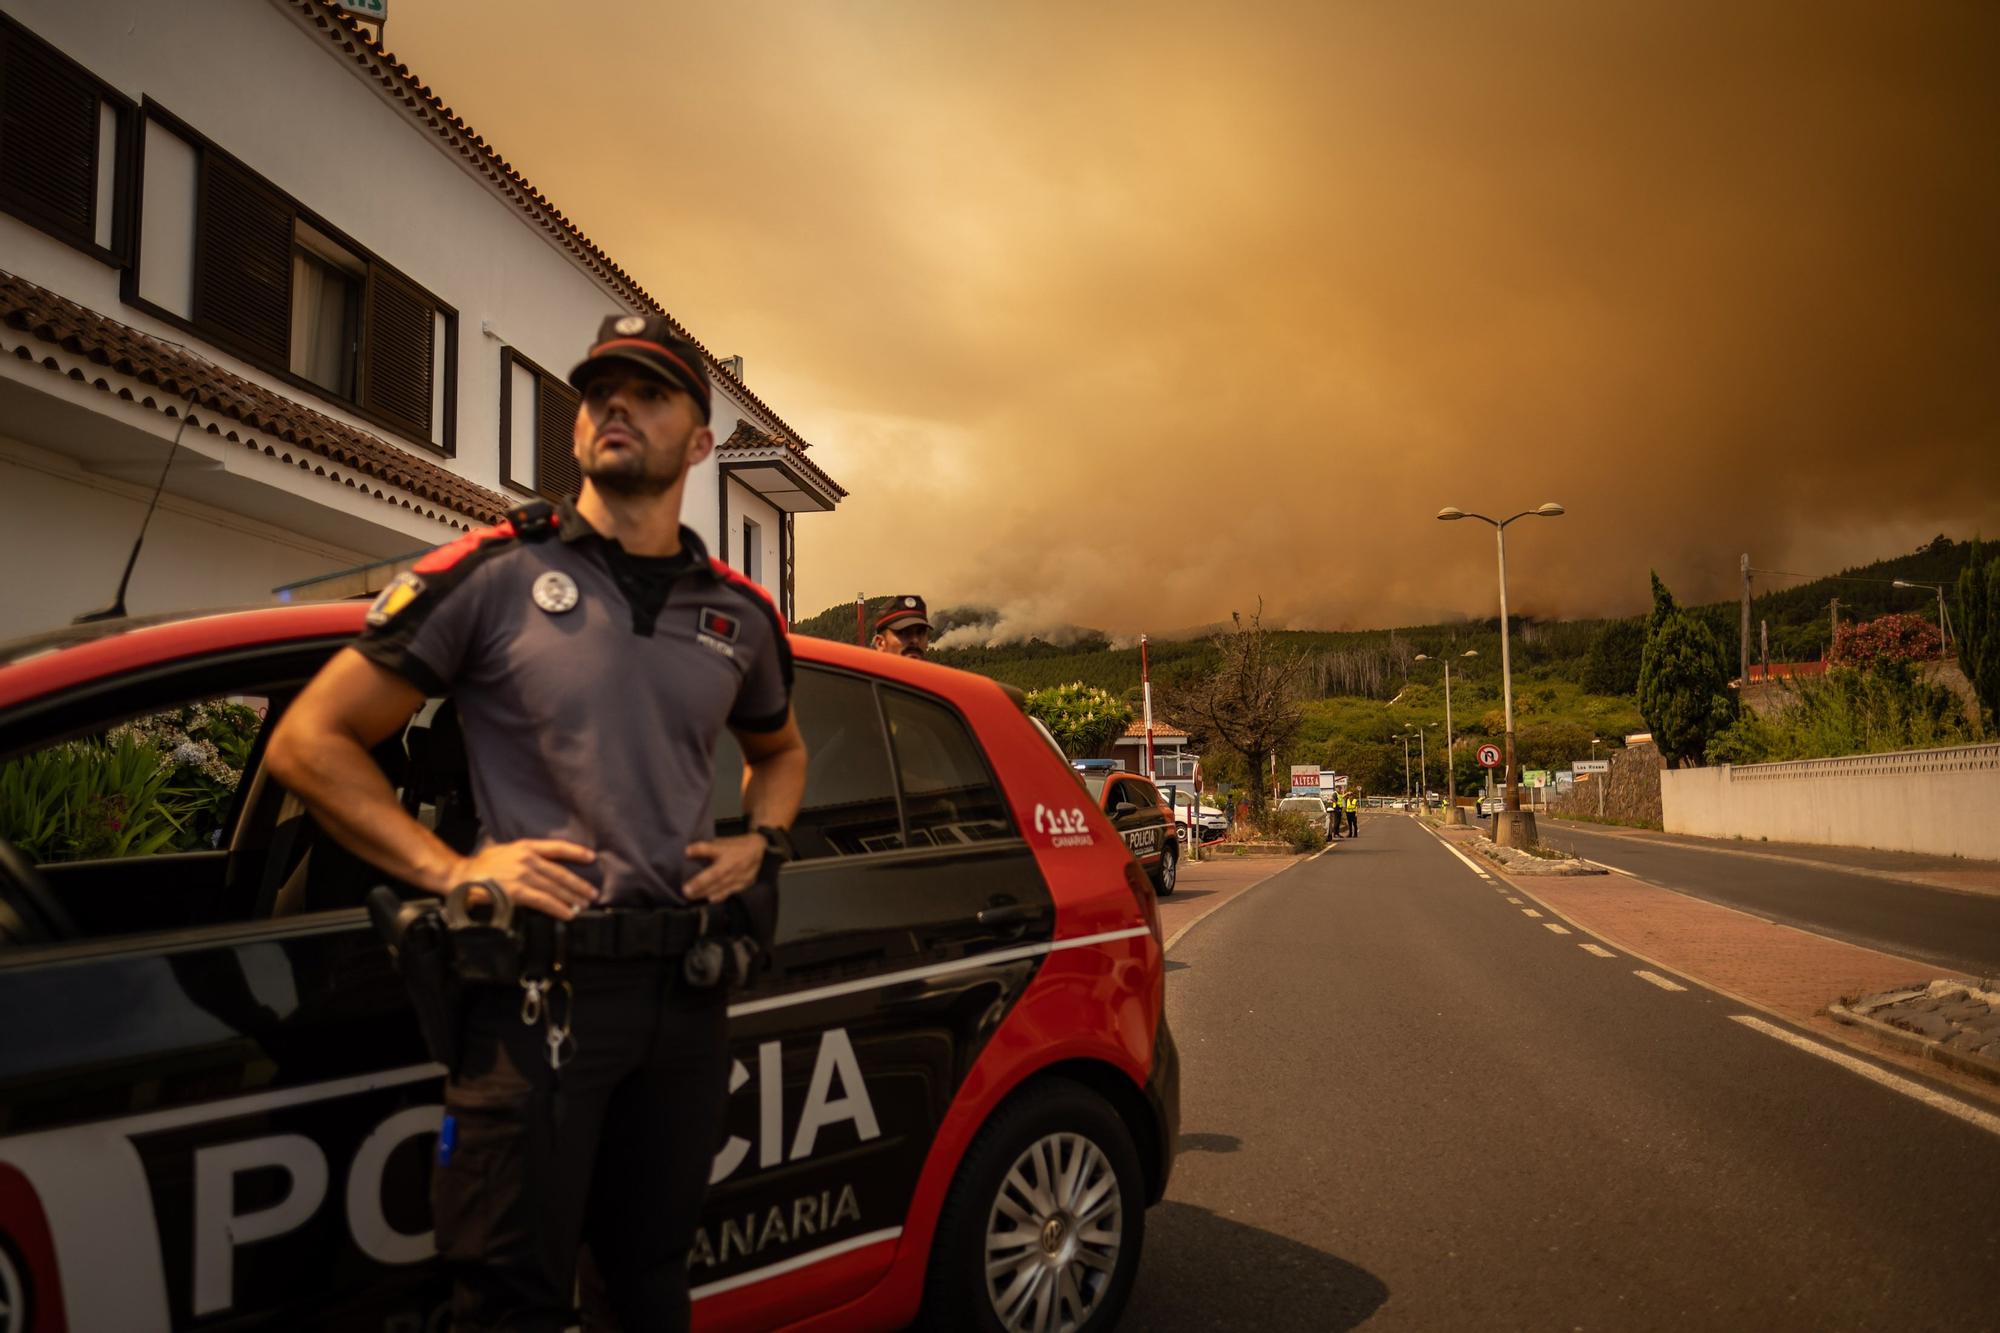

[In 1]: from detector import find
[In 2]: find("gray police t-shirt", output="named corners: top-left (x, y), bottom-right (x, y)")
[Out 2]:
top-left (354, 503), bottom-right (792, 908)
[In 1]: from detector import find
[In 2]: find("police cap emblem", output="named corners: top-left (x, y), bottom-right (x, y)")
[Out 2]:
top-left (531, 570), bottom-right (580, 614)
top-left (614, 315), bottom-right (646, 335)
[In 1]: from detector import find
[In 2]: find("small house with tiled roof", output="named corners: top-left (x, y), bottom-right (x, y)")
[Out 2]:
top-left (0, 0), bottom-right (843, 635)
top-left (1082, 719), bottom-right (1199, 783)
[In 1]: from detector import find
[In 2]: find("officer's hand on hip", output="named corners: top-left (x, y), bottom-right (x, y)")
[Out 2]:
top-left (682, 833), bottom-right (765, 903)
top-left (444, 839), bottom-right (598, 919)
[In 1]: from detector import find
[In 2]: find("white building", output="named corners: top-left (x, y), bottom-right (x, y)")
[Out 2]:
top-left (0, 0), bottom-right (843, 636)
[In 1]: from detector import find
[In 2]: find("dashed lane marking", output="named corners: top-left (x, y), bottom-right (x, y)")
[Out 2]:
top-left (1635, 970), bottom-right (1687, 992)
top-left (1543, 923), bottom-right (1572, 935)
top-left (1580, 943), bottom-right (1616, 958)
top-left (1730, 1016), bottom-right (2000, 1141)
top-left (1522, 909), bottom-right (1543, 919)
top-left (1505, 897), bottom-right (1523, 904)
top-left (1431, 833), bottom-right (1496, 881)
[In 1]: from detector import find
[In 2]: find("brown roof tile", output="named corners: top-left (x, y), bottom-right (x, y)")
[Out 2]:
top-left (285, 0), bottom-right (835, 471)
top-left (718, 420), bottom-right (850, 501)
top-left (0, 269), bottom-right (509, 528)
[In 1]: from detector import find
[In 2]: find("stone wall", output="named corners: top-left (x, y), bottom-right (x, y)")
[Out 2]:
top-left (1547, 743), bottom-right (1663, 829)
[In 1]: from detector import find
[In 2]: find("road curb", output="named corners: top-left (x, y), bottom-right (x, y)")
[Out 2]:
top-left (1828, 1003), bottom-right (2000, 1088)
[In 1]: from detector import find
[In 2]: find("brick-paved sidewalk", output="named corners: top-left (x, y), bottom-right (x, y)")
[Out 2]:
top-left (1538, 817), bottom-right (2000, 897)
top-left (1157, 850), bottom-right (1310, 949)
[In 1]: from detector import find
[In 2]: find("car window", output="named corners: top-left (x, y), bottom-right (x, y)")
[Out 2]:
top-left (711, 667), bottom-right (905, 858)
top-left (1128, 779), bottom-right (1163, 809)
top-left (881, 687), bottom-right (1015, 847)
top-left (2, 695), bottom-right (267, 864)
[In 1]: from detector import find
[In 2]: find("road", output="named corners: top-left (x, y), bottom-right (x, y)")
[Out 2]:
top-left (1528, 817), bottom-right (2000, 979)
top-left (1124, 815), bottom-right (2000, 1330)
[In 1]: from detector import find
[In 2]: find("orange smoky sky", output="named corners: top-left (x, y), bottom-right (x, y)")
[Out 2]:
top-left (386, 0), bottom-right (1999, 634)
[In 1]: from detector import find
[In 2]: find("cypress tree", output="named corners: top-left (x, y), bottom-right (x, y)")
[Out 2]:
top-left (1956, 541), bottom-right (2000, 732)
top-left (1637, 573), bottom-right (1738, 768)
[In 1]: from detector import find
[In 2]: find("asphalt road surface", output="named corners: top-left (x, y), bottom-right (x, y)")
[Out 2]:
top-left (1529, 818), bottom-right (2000, 979)
top-left (1124, 815), bottom-right (2000, 1331)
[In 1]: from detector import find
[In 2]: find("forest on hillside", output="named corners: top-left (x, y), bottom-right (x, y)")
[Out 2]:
top-left (794, 536), bottom-right (1984, 798)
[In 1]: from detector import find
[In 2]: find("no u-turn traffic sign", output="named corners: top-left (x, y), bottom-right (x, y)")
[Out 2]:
top-left (1477, 743), bottom-right (1502, 768)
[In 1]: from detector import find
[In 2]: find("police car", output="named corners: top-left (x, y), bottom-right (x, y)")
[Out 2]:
top-left (1071, 763), bottom-right (1178, 897)
top-left (0, 602), bottom-right (1177, 1331)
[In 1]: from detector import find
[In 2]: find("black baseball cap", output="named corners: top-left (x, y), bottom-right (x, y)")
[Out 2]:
top-left (875, 595), bottom-right (931, 633)
top-left (568, 314), bottom-right (712, 422)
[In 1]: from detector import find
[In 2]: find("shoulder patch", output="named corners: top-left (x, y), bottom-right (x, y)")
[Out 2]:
top-left (365, 572), bottom-right (425, 627)
top-left (413, 520), bottom-right (519, 575)
top-left (707, 559), bottom-right (788, 632)
top-left (506, 500), bottom-right (558, 541)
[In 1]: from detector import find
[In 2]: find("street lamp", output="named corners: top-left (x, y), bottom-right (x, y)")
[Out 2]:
top-left (1415, 649), bottom-right (1478, 822)
top-left (1437, 502), bottom-right (1565, 843)
top-left (1396, 731), bottom-right (1414, 802)
top-left (1891, 580), bottom-right (1954, 654)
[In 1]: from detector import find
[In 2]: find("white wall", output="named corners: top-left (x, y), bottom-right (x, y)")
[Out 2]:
top-left (0, 0), bottom-right (771, 554)
top-left (722, 477), bottom-right (783, 596)
top-left (1660, 745), bottom-right (2000, 862)
top-left (0, 448), bottom-right (367, 633)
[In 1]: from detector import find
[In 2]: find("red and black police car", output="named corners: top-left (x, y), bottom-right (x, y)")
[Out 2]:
top-left (0, 601), bottom-right (1177, 1331)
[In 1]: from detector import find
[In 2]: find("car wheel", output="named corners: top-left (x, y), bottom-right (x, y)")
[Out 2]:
top-left (1151, 841), bottom-right (1178, 895)
top-left (919, 1079), bottom-right (1145, 1333)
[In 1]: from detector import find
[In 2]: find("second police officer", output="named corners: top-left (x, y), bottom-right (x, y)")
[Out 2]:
top-left (268, 314), bottom-right (808, 1333)
top-left (872, 594), bottom-right (933, 658)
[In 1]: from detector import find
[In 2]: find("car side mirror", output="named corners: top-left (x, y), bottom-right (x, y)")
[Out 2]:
top-left (1113, 801), bottom-right (1138, 817)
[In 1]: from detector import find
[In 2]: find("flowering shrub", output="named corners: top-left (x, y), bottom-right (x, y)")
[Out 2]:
top-left (1, 700), bottom-right (263, 863)
top-left (1022, 682), bottom-right (1133, 759)
top-left (1831, 613), bottom-right (1942, 671)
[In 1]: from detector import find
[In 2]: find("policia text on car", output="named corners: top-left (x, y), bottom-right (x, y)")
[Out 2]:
top-left (268, 315), bottom-right (809, 1333)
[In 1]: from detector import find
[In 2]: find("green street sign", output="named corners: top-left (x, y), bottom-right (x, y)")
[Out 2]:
top-left (338, 0), bottom-right (388, 18)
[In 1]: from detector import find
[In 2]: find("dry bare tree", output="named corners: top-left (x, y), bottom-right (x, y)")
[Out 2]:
top-left (1160, 601), bottom-right (1307, 814)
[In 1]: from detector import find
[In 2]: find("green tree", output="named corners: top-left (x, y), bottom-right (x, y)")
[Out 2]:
top-left (1021, 682), bottom-right (1132, 759)
top-left (1581, 619), bottom-right (1646, 696)
top-left (1637, 573), bottom-right (1737, 768)
top-left (1707, 662), bottom-right (1972, 763)
top-left (1956, 541), bottom-right (2000, 731)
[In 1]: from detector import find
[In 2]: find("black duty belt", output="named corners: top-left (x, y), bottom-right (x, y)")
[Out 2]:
top-left (517, 905), bottom-right (716, 965)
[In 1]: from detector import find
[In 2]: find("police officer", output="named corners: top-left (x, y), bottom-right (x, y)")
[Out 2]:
top-left (1345, 788), bottom-right (1361, 838)
top-left (872, 594), bottom-right (933, 658)
top-left (268, 314), bottom-right (808, 1332)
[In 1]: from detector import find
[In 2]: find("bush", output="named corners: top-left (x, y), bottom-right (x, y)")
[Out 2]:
top-left (1705, 662), bottom-right (1972, 764)
top-left (0, 700), bottom-right (262, 863)
top-left (1265, 811), bottom-right (1324, 853)
top-left (1022, 682), bottom-right (1132, 759)
top-left (1831, 613), bottom-right (1941, 670)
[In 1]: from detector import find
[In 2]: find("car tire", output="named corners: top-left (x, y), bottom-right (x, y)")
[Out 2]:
top-left (1151, 841), bottom-right (1177, 895)
top-left (918, 1078), bottom-right (1146, 1333)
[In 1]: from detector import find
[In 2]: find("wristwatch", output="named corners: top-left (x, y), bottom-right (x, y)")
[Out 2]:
top-left (755, 825), bottom-right (796, 863)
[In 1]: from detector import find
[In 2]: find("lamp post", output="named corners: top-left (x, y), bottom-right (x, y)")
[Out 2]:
top-left (1437, 502), bottom-right (1564, 845)
top-left (1891, 580), bottom-right (1954, 654)
top-left (1397, 732), bottom-right (1413, 802)
top-left (1415, 649), bottom-right (1478, 823)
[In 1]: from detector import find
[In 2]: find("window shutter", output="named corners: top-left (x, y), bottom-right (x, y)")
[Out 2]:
top-left (0, 27), bottom-right (100, 243)
top-left (192, 152), bottom-right (291, 364)
top-left (535, 376), bottom-right (581, 501)
top-left (359, 263), bottom-right (435, 440)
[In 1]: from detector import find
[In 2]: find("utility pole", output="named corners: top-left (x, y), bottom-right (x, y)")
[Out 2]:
top-left (1830, 597), bottom-right (1841, 658)
top-left (1739, 552), bottom-right (1751, 686)
top-left (1760, 619), bottom-right (1770, 677)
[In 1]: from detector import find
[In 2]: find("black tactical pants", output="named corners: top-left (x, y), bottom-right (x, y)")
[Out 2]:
top-left (434, 958), bottom-right (730, 1332)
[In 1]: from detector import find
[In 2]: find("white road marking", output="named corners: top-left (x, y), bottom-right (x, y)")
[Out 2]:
top-left (1634, 970), bottom-right (1687, 992)
top-left (1543, 923), bottom-right (1572, 935)
top-left (1522, 909), bottom-right (1543, 919)
top-left (1580, 943), bottom-right (1616, 958)
top-left (1431, 833), bottom-right (1496, 881)
top-left (1589, 859), bottom-right (1639, 878)
top-left (1506, 897), bottom-right (1523, 905)
top-left (1730, 1016), bottom-right (2000, 1140)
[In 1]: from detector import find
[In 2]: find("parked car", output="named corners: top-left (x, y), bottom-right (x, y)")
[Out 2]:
top-left (1161, 786), bottom-right (1227, 845)
top-left (1277, 795), bottom-right (1335, 841)
top-left (0, 603), bottom-right (1177, 1332)
top-left (1076, 766), bottom-right (1180, 895)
